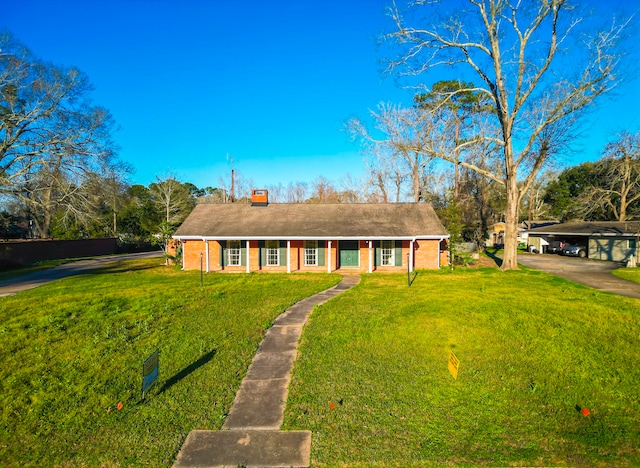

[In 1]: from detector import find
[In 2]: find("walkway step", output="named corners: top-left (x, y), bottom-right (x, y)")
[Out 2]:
top-left (173, 430), bottom-right (311, 468)
top-left (223, 378), bottom-right (289, 430)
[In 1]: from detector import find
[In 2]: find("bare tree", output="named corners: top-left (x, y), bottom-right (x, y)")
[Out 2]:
top-left (215, 168), bottom-right (253, 203)
top-left (148, 176), bottom-right (194, 225)
top-left (364, 145), bottom-right (407, 202)
top-left (337, 173), bottom-right (366, 203)
top-left (524, 169), bottom-right (555, 224)
top-left (308, 176), bottom-right (340, 203)
top-left (1, 32), bottom-right (119, 238)
top-left (581, 131), bottom-right (640, 221)
top-left (349, 103), bottom-right (444, 202)
top-left (265, 183), bottom-right (284, 203)
top-left (284, 181), bottom-right (308, 203)
top-left (386, 0), bottom-right (629, 269)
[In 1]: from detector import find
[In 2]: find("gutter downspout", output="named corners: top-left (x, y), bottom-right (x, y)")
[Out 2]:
top-left (409, 240), bottom-right (414, 273)
top-left (246, 240), bottom-right (250, 273)
top-left (205, 240), bottom-right (210, 273)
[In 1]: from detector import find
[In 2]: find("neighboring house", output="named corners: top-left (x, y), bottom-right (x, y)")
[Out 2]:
top-left (488, 221), bottom-right (558, 247)
top-left (489, 222), bottom-right (526, 247)
top-left (527, 221), bottom-right (640, 262)
top-left (172, 191), bottom-right (449, 273)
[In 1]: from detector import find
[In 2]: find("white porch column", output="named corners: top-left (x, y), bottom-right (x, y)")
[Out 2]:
top-left (327, 240), bottom-right (332, 273)
top-left (181, 241), bottom-right (185, 270)
top-left (409, 240), bottom-right (414, 273)
top-left (246, 240), bottom-right (250, 273)
top-left (205, 240), bottom-right (210, 272)
top-left (368, 240), bottom-right (373, 273)
top-left (287, 240), bottom-right (291, 273)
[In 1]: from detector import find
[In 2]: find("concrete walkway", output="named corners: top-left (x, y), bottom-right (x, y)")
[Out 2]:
top-left (0, 251), bottom-right (163, 297)
top-left (173, 275), bottom-right (360, 468)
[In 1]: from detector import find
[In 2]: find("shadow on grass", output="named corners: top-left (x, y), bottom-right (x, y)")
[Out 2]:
top-left (84, 261), bottom-right (161, 276)
top-left (409, 270), bottom-right (418, 286)
top-left (158, 349), bottom-right (217, 394)
top-left (484, 248), bottom-right (503, 268)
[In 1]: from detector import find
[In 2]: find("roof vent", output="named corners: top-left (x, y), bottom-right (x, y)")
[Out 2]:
top-left (251, 189), bottom-right (268, 206)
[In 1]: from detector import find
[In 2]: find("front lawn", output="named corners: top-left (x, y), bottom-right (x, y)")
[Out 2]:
top-left (284, 268), bottom-right (640, 466)
top-left (612, 267), bottom-right (640, 284)
top-left (0, 258), bottom-right (340, 466)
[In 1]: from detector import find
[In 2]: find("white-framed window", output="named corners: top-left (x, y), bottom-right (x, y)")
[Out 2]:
top-left (305, 240), bottom-right (318, 266)
top-left (266, 240), bottom-right (279, 266)
top-left (227, 240), bottom-right (241, 266)
top-left (381, 240), bottom-right (394, 266)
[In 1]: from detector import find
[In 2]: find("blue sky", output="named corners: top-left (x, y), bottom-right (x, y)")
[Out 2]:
top-left (3, 0), bottom-right (640, 190)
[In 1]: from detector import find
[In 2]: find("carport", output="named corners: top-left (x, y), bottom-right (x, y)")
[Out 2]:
top-left (527, 221), bottom-right (640, 262)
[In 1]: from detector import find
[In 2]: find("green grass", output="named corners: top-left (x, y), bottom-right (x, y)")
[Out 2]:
top-left (283, 267), bottom-right (640, 466)
top-left (612, 267), bottom-right (640, 284)
top-left (0, 258), bottom-right (340, 466)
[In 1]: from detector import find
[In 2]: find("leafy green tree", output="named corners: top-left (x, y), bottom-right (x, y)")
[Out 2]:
top-left (438, 196), bottom-right (463, 270)
top-left (543, 163), bottom-right (600, 221)
top-left (118, 184), bottom-right (160, 238)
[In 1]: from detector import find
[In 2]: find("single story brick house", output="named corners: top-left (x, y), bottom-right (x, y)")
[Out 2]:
top-left (527, 221), bottom-right (640, 262)
top-left (172, 194), bottom-right (449, 273)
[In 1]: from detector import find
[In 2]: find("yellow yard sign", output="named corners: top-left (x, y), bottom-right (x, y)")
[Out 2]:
top-left (448, 350), bottom-right (460, 380)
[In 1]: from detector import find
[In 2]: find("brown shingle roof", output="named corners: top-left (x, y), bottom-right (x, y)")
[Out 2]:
top-left (527, 221), bottom-right (640, 236)
top-left (174, 203), bottom-right (448, 239)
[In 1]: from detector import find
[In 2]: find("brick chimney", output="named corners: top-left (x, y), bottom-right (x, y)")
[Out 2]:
top-left (251, 189), bottom-right (268, 206)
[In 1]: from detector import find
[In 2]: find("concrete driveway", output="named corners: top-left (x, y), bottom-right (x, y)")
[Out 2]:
top-left (0, 251), bottom-right (163, 297)
top-left (517, 253), bottom-right (640, 299)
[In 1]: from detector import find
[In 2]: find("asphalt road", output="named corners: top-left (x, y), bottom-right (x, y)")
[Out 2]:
top-left (0, 251), bottom-right (164, 297)
top-left (517, 253), bottom-right (640, 299)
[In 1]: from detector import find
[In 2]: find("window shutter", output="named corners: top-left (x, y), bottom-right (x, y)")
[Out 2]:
top-left (279, 240), bottom-right (287, 267)
top-left (241, 242), bottom-right (247, 267)
top-left (318, 240), bottom-right (325, 266)
top-left (258, 240), bottom-right (265, 267)
top-left (219, 240), bottom-right (226, 267)
top-left (395, 241), bottom-right (402, 267)
top-left (374, 241), bottom-right (380, 266)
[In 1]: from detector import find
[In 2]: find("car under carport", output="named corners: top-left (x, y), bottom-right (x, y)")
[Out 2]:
top-left (527, 221), bottom-right (640, 263)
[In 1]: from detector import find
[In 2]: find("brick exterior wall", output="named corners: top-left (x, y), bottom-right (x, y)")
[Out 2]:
top-left (179, 238), bottom-right (446, 272)
top-left (413, 238), bottom-right (448, 269)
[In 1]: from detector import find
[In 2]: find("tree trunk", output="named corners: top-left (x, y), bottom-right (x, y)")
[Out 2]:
top-left (413, 164), bottom-right (420, 203)
top-left (501, 177), bottom-right (520, 271)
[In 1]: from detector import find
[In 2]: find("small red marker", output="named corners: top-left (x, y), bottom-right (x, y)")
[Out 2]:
top-left (329, 402), bottom-right (335, 409)
top-left (581, 407), bottom-right (590, 417)
top-left (117, 402), bottom-right (124, 411)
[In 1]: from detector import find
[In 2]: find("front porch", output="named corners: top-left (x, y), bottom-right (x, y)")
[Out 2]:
top-left (178, 238), bottom-right (447, 273)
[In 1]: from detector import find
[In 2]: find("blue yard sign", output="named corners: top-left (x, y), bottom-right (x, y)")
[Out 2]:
top-left (142, 349), bottom-right (159, 399)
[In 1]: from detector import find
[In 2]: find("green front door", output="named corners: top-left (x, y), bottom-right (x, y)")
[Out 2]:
top-left (339, 240), bottom-right (359, 267)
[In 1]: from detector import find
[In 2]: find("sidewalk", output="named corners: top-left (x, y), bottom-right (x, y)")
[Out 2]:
top-left (173, 275), bottom-right (360, 468)
top-left (0, 251), bottom-right (163, 297)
